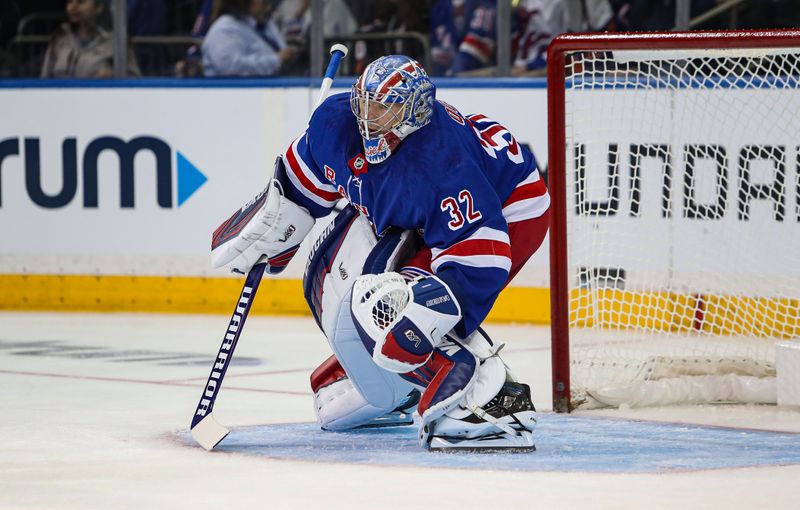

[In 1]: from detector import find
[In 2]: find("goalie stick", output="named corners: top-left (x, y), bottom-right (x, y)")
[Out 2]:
top-left (190, 44), bottom-right (349, 451)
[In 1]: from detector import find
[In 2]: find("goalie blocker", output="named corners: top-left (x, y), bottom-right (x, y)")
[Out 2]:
top-left (211, 158), bottom-right (315, 276)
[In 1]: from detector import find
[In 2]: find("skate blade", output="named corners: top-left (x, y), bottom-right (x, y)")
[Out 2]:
top-left (427, 431), bottom-right (535, 453)
top-left (321, 412), bottom-right (415, 431)
top-left (355, 415), bottom-right (415, 429)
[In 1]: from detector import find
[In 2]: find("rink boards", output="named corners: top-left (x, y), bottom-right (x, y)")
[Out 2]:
top-left (4, 78), bottom-right (794, 323)
top-left (0, 79), bottom-right (550, 321)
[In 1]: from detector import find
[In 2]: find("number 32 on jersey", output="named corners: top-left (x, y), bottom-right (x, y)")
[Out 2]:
top-left (441, 189), bottom-right (482, 230)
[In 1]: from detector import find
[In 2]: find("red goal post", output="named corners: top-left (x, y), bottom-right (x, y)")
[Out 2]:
top-left (547, 30), bottom-right (800, 413)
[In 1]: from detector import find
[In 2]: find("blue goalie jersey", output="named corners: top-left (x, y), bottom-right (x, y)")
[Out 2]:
top-left (278, 93), bottom-right (549, 337)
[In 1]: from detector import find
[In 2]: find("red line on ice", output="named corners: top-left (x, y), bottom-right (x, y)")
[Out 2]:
top-left (0, 369), bottom-right (310, 396)
top-left (162, 367), bottom-right (314, 384)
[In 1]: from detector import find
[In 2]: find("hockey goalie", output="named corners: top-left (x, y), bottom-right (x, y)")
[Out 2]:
top-left (210, 55), bottom-right (550, 451)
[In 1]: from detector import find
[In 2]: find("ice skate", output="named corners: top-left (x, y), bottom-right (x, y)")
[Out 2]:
top-left (422, 381), bottom-right (537, 452)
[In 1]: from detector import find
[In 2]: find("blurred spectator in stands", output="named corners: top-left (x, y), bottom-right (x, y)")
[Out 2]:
top-left (125, 0), bottom-right (167, 75)
top-left (431, 0), bottom-right (616, 76)
top-left (348, 0), bottom-right (429, 75)
top-left (126, 0), bottom-right (167, 36)
top-left (269, 0), bottom-right (357, 75)
top-left (513, 0), bottom-right (614, 74)
top-left (273, 0), bottom-right (357, 39)
top-left (431, 0), bottom-right (533, 75)
top-left (431, 0), bottom-right (517, 75)
top-left (430, 0), bottom-right (461, 76)
top-left (615, 0), bottom-right (718, 31)
top-left (191, 0), bottom-right (223, 37)
top-left (174, 0), bottom-right (221, 77)
top-left (41, 0), bottom-right (141, 78)
top-left (273, 0), bottom-right (309, 38)
top-left (202, 0), bottom-right (296, 76)
top-left (449, 0), bottom-right (497, 74)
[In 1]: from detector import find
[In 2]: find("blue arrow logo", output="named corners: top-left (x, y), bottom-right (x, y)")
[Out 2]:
top-left (176, 151), bottom-right (208, 207)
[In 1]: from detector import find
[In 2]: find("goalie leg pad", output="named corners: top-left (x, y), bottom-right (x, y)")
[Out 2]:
top-left (303, 215), bottom-right (419, 429)
top-left (311, 355), bottom-right (416, 430)
top-left (314, 286), bottom-right (419, 429)
top-left (303, 205), bottom-right (364, 331)
top-left (405, 334), bottom-right (479, 421)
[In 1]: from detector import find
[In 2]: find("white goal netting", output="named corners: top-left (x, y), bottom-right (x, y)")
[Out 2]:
top-left (562, 43), bottom-right (800, 408)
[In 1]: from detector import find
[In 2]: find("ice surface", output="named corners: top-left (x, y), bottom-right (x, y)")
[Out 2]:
top-left (2, 312), bottom-right (800, 509)
top-left (178, 415), bottom-right (800, 473)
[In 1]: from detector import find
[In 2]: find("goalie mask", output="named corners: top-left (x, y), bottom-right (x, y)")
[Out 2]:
top-left (350, 55), bottom-right (436, 164)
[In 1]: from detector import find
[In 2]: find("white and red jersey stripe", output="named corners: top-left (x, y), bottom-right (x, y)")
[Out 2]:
top-left (466, 113), bottom-right (524, 164)
top-left (502, 168), bottom-right (550, 223)
top-left (430, 226), bottom-right (511, 274)
top-left (282, 137), bottom-right (341, 209)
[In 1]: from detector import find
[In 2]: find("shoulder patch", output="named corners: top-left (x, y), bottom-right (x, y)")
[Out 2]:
top-left (348, 154), bottom-right (368, 177)
top-left (438, 100), bottom-right (465, 125)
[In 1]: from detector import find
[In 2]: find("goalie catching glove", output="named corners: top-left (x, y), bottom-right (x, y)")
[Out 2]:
top-left (211, 172), bottom-right (315, 275)
top-left (351, 272), bottom-right (461, 373)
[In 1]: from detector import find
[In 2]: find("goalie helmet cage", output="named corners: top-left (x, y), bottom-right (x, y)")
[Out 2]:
top-left (547, 30), bottom-right (800, 412)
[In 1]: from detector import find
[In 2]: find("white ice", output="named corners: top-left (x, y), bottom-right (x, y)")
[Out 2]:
top-left (2, 312), bottom-right (799, 509)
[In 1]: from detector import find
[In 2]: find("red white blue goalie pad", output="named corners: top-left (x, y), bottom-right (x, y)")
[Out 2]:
top-left (409, 334), bottom-right (479, 420)
top-left (211, 160), bottom-right (315, 275)
top-left (302, 206), bottom-right (419, 430)
top-left (351, 273), bottom-right (462, 373)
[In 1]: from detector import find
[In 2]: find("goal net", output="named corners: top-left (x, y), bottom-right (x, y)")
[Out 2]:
top-left (547, 31), bottom-right (800, 411)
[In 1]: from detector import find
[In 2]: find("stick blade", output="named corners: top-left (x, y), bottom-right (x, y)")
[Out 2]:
top-left (191, 414), bottom-right (230, 451)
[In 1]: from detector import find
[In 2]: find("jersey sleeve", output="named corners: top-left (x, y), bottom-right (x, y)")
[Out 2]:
top-left (277, 133), bottom-right (341, 218)
top-left (422, 177), bottom-right (511, 338)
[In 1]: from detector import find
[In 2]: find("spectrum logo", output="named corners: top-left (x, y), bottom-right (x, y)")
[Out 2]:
top-left (0, 136), bottom-right (208, 209)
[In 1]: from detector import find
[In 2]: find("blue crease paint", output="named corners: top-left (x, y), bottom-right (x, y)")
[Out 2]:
top-left (178, 413), bottom-right (800, 473)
